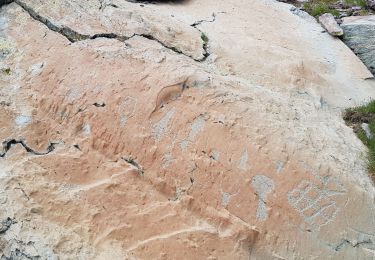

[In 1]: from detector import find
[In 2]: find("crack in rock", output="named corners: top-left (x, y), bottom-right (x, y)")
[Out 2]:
top-left (93, 102), bottom-right (106, 107)
top-left (14, 0), bottom-right (208, 62)
top-left (189, 13), bottom-right (222, 61)
top-left (98, 0), bottom-right (118, 11)
top-left (0, 139), bottom-right (57, 157)
top-left (190, 13), bottom-right (217, 27)
top-left (122, 156), bottom-right (144, 176)
top-left (0, 217), bottom-right (16, 234)
top-left (333, 238), bottom-right (373, 251)
top-left (15, 0), bottom-right (89, 42)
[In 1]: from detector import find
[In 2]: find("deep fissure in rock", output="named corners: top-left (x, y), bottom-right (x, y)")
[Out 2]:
top-left (0, 139), bottom-right (57, 157)
top-left (122, 156), bottom-right (144, 175)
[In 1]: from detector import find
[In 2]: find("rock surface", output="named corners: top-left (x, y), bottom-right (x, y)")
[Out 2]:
top-left (319, 13), bottom-right (344, 36)
top-left (367, 0), bottom-right (375, 10)
top-left (0, 0), bottom-right (375, 259)
top-left (341, 15), bottom-right (375, 76)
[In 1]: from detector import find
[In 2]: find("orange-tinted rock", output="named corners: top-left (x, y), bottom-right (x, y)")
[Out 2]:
top-left (0, 0), bottom-right (374, 259)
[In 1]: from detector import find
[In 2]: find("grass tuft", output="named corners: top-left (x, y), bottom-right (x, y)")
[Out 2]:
top-left (303, 0), bottom-right (340, 17)
top-left (1, 67), bottom-right (11, 75)
top-left (303, 0), bottom-right (369, 17)
top-left (344, 0), bottom-right (367, 8)
top-left (344, 100), bottom-right (375, 179)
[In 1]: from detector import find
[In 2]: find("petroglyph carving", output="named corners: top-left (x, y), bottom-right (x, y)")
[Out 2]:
top-left (82, 122), bottom-right (91, 135)
top-left (251, 175), bottom-right (274, 221)
top-left (288, 175), bottom-right (346, 229)
top-left (118, 96), bottom-right (137, 127)
top-left (275, 161), bottom-right (284, 174)
top-left (152, 108), bottom-right (176, 140)
top-left (180, 116), bottom-right (205, 150)
top-left (15, 115), bottom-right (32, 127)
top-left (238, 149), bottom-right (248, 170)
top-left (162, 153), bottom-right (174, 169)
top-left (220, 190), bottom-right (239, 207)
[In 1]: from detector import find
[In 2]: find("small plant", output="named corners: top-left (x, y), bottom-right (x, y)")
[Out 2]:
top-left (201, 33), bottom-right (208, 43)
top-left (344, 100), bottom-right (375, 179)
top-left (303, 0), bottom-right (341, 17)
top-left (1, 67), bottom-right (11, 75)
top-left (343, 0), bottom-right (367, 8)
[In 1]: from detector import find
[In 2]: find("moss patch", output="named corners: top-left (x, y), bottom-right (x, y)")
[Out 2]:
top-left (344, 100), bottom-right (375, 180)
top-left (1, 67), bottom-right (11, 75)
top-left (201, 33), bottom-right (208, 43)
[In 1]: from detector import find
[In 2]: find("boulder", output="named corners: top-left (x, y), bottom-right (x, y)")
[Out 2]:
top-left (318, 13), bottom-right (344, 36)
top-left (341, 15), bottom-right (375, 75)
top-left (0, 0), bottom-right (375, 259)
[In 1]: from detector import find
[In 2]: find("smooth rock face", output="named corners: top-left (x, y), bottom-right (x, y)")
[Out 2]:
top-left (319, 13), bottom-right (344, 36)
top-left (341, 15), bottom-right (375, 75)
top-left (0, 0), bottom-right (375, 259)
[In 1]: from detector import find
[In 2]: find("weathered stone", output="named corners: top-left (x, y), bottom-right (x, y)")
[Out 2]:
top-left (361, 123), bottom-right (373, 139)
top-left (0, 0), bottom-right (375, 259)
top-left (319, 13), bottom-right (344, 36)
top-left (341, 15), bottom-right (375, 75)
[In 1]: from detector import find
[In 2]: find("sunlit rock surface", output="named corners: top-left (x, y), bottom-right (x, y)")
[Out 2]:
top-left (0, 0), bottom-right (374, 259)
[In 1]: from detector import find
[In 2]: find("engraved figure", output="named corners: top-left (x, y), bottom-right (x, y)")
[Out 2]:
top-left (251, 175), bottom-right (275, 221)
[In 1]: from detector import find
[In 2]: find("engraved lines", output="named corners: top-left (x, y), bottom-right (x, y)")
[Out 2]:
top-left (288, 177), bottom-right (346, 228)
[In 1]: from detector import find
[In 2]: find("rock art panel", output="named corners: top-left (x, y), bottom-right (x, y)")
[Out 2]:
top-left (287, 175), bottom-right (346, 229)
top-left (0, 0), bottom-right (374, 259)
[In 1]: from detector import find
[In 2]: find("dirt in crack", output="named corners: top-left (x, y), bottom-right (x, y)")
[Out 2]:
top-left (0, 139), bottom-right (57, 157)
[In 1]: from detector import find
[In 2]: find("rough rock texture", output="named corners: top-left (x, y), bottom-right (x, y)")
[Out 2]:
top-left (367, 0), bottom-right (375, 10)
top-left (0, 0), bottom-right (375, 259)
top-left (318, 13), bottom-right (344, 36)
top-left (341, 15), bottom-right (375, 76)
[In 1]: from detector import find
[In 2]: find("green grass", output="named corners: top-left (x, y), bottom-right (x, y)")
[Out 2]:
top-left (1, 67), bottom-right (11, 75)
top-left (303, 0), bottom-right (370, 17)
top-left (344, 100), bottom-right (375, 177)
top-left (344, 0), bottom-right (367, 8)
top-left (346, 100), bottom-right (375, 114)
top-left (303, 1), bottom-right (340, 17)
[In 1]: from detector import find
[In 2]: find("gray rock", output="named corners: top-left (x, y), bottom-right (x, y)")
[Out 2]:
top-left (361, 123), bottom-right (373, 139)
top-left (351, 6), bottom-right (362, 11)
top-left (341, 16), bottom-right (375, 75)
top-left (367, 0), bottom-right (375, 10)
top-left (318, 13), bottom-right (344, 36)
